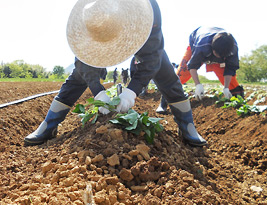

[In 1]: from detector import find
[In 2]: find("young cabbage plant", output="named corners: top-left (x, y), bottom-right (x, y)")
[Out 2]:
top-left (110, 109), bottom-right (164, 144)
top-left (73, 97), bottom-right (120, 127)
top-left (218, 95), bottom-right (263, 116)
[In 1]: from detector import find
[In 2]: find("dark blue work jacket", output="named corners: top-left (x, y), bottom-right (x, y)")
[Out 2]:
top-left (188, 27), bottom-right (239, 76)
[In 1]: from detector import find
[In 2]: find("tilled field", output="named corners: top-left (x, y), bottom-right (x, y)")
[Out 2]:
top-left (0, 82), bottom-right (266, 204)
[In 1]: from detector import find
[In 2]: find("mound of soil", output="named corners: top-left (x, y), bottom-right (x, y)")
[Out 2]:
top-left (0, 82), bottom-right (266, 204)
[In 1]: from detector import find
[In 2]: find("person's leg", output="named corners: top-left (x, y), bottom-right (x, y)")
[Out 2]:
top-left (153, 51), bottom-right (207, 146)
top-left (156, 95), bottom-right (168, 113)
top-left (24, 72), bottom-right (87, 145)
top-left (176, 46), bottom-right (193, 84)
top-left (24, 59), bottom-right (105, 145)
top-left (156, 46), bottom-right (192, 113)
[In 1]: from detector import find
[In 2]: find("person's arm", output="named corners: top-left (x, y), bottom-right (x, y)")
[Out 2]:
top-left (189, 69), bottom-right (200, 85)
top-left (223, 75), bottom-right (233, 99)
top-left (187, 47), bottom-right (205, 101)
top-left (190, 68), bottom-right (205, 100)
top-left (224, 75), bottom-right (232, 89)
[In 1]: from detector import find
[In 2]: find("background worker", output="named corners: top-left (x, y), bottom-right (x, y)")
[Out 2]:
top-left (121, 68), bottom-right (129, 86)
top-left (177, 26), bottom-right (244, 100)
top-left (24, 0), bottom-right (207, 147)
top-left (113, 68), bottom-right (118, 84)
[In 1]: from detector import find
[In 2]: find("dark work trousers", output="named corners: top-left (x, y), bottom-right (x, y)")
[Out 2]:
top-left (128, 0), bottom-right (187, 104)
top-left (55, 58), bottom-right (105, 107)
top-left (152, 51), bottom-right (187, 103)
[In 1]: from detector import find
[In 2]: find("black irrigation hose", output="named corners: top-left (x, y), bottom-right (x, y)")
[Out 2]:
top-left (0, 90), bottom-right (60, 109)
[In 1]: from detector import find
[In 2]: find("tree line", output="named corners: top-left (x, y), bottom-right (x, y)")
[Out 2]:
top-left (237, 45), bottom-right (267, 83)
top-left (1, 45), bottom-right (266, 83)
top-left (0, 60), bottom-right (66, 79)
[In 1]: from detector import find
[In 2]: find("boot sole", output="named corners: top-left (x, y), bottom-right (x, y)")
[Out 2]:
top-left (156, 111), bottom-right (167, 114)
top-left (24, 136), bottom-right (56, 146)
top-left (24, 139), bottom-right (46, 146)
top-left (184, 139), bottom-right (208, 147)
top-left (179, 130), bottom-right (208, 147)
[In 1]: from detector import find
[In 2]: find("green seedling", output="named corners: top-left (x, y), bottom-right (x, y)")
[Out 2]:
top-left (106, 85), bottom-right (122, 97)
top-left (110, 109), bottom-right (164, 144)
top-left (221, 95), bottom-right (247, 109)
top-left (148, 83), bottom-right (158, 91)
top-left (73, 97), bottom-right (120, 126)
top-left (236, 104), bottom-right (260, 116)
top-left (214, 92), bottom-right (229, 103)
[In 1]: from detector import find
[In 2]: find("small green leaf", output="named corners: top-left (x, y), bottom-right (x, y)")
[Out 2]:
top-left (72, 104), bottom-right (85, 114)
top-left (108, 96), bottom-right (120, 106)
top-left (141, 115), bottom-right (150, 126)
top-left (148, 117), bottom-right (163, 123)
top-left (90, 100), bottom-right (106, 107)
top-left (81, 113), bottom-right (95, 127)
top-left (154, 123), bottom-right (164, 132)
top-left (91, 113), bottom-right (98, 124)
top-left (125, 120), bottom-right (138, 130)
top-left (86, 97), bottom-right (95, 104)
top-left (144, 129), bottom-right (154, 144)
top-left (120, 112), bottom-right (139, 125)
top-left (109, 119), bottom-right (121, 124)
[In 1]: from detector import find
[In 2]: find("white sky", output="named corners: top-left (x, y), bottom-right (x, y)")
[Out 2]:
top-left (0, 0), bottom-right (266, 79)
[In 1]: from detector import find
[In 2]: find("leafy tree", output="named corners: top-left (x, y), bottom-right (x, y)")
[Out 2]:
top-left (0, 62), bottom-right (3, 78)
top-left (32, 64), bottom-right (47, 78)
top-left (106, 71), bottom-right (114, 80)
top-left (53, 65), bottom-right (65, 78)
top-left (238, 45), bottom-right (267, 82)
top-left (3, 65), bottom-right (12, 78)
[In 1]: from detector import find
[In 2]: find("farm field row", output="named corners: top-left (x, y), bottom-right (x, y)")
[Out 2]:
top-left (0, 82), bottom-right (266, 204)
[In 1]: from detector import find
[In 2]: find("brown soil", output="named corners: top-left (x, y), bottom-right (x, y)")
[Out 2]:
top-left (0, 82), bottom-right (266, 205)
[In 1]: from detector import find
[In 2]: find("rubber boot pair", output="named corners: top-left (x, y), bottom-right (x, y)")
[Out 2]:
top-left (169, 99), bottom-right (207, 147)
top-left (230, 85), bottom-right (244, 98)
top-left (156, 95), bottom-right (168, 114)
top-left (24, 99), bottom-right (70, 146)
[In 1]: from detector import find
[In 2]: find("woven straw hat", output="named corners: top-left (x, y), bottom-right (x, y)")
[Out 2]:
top-left (67, 0), bottom-right (153, 68)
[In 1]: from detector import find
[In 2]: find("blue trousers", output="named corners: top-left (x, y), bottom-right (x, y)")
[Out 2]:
top-left (55, 58), bottom-right (105, 106)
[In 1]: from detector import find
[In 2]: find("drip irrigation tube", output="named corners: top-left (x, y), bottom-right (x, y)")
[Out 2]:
top-left (0, 90), bottom-right (60, 109)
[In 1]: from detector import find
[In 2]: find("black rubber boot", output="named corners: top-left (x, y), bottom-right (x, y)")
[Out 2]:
top-left (230, 85), bottom-right (245, 98)
top-left (169, 99), bottom-right (207, 147)
top-left (24, 99), bottom-right (70, 146)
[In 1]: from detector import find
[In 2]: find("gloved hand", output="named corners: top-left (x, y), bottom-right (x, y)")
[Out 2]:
top-left (223, 88), bottom-right (232, 99)
top-left (195, 84), bottom-right (204, 101)
top-left (116, 88), bottom-right (136, 112)
top-left (94, 90), bottom-right (111, 114)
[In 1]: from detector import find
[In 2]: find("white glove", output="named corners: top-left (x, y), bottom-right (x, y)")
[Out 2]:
top-left (195, 84), bottom-right (204, 101)
top-left (94, 91), bottom-right (111, 114)
top-left (223, 88), bottom-right (232, 99)
top-left (116, 88), bottom-right (136, 113)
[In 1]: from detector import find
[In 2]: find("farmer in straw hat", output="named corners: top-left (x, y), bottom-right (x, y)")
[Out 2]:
top-left (24, 0), bottom-right (207, 147)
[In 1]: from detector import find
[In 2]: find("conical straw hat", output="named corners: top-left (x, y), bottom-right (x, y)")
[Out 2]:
top-left (67, 0), bottom-right (153, 68)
